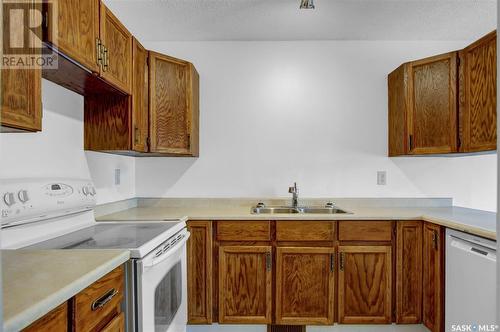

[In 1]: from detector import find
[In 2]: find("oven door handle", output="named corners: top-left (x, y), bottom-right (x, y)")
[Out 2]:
top-left (143, 232), bottom-right (190, 269)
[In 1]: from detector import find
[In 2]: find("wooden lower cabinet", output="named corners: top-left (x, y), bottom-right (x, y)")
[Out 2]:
top-left (276, 247), bottom-right (335, 325)
top-left (187, 221), bottom-right (213, 324)
top-left (396, 221), bottom-right (423, 323)
top-left (218, 245), bottom-right (272, 324)
top-left (423, 223), bottom-right (445, 332)
top-left (338, 246), bottom-right (392, 324)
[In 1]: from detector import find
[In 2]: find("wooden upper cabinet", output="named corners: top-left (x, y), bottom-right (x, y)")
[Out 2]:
top-left (149, 51), bottom-right (200, 156)
top-left (276, 247), bottom-right (335, 325)
top-left (132, 38), bottom-right (149, 152)
top-left (407, 52), bottom-right (458, 154)
top-left (423, 223), bottom-right (444, 332)
top-left (187, 221), bottom-right (213, 324)
top-left (338, 246), bottom-right (392, 324)
top-left (389, 30), bottom-right (497, 156)
top-left (99, 3), bottom-right (132, 94)
top-left (396, 221), bottom-right (422, 324)
top-left (218, 246), bottom-right (272, 324)
top-left (45, 0), bottom-right (100, 73)
top-left (459, 30), bottom-right (497, 152)
top-left (1, 0), bottom-right (42, 132)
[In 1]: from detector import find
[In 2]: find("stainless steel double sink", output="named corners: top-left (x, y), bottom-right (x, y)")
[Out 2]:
top-left (251, 204), bottom-right (350, 215)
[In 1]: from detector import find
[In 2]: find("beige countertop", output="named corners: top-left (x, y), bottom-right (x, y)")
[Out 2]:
top-left (98, 205), bottom-right (497, 240)
top-left (2, 249), bottom-right (130, 332)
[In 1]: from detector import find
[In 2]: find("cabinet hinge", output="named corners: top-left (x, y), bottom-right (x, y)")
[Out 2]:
top-left (187, 134), bottom-right (191, 150)
top-left (43, 11), bottom-right (49, 28)
top-left (146, 137), bottom-right (151, 150)
top-left (339, 252), bottom-right (345, 272)
top-left (266, 252), bottom-right (272, 271)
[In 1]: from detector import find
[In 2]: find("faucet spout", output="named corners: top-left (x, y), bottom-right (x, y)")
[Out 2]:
top-left (288, 182), bottom-right (299, 208)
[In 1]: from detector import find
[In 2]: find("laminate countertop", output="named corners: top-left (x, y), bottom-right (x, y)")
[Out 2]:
top-left (97, 205), bottom-right (497, 240)
top-left (2, 249), bottom-right (130, 332)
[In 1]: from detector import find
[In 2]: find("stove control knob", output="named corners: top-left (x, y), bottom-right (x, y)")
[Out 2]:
top-left (82, 187), bottom-right (89, 196)
top-left (18, 190), bottom-right (29, 203)
top-left (3, 192), bottom-right (15, 206)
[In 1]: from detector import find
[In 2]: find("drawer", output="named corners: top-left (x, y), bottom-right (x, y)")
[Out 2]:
top-left (338, 221), bottom-right (393, 241)
top-left (74, 266), bottom-right (124, 332)
top-left (276, 221), bottom-right (335, 241)
top-left (216, 221), bottom-right (271, 241)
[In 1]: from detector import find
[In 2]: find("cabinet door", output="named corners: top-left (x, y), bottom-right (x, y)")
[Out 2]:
top-left (423, 223), bottom-right (444, 332)
top-left (1, 0), bottom-right (42, 132)
top-left (149, 51), bottom-right (199, 156)
top-left (408, 52), bottom-right (458, 154)
top-left (100, 312), bottom-right (125, 332)
top-left (100, 3), bottom-right (132, 94)
top-left (459, 30), bottom-right (497, 152)
top-left (276, 247), bottom-right (335, 325)
top-left (187, 221), bottom-right (213, 324)
top-left (22, 302), bottom-right (68, 332)
top-left (218, 246), bottom-right (272, 324)
top-left (46, 0), bottom-right (100, 73)
top-left (396, 221), bottom-right (422, 324)
top-left (132, 38), bottom-right (149, 152)
top-left (388, 64), bottom-right (409, 156)
top-left (338, 246), bottom-right (392, 324)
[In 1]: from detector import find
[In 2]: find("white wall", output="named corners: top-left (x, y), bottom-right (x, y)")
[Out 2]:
top-left (0, 80), bottom-right (136, 205)
top-left (136, 41), bottom-right (497, 211)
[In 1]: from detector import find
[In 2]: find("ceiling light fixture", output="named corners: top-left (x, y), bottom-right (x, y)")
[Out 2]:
top-left (300, 0), bottom-right (315, 9)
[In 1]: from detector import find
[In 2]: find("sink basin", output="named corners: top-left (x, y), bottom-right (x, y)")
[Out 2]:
top-left (251, 206), bottom-right (350, 214)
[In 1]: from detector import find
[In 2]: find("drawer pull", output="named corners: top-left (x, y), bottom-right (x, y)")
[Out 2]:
top-left (91, 288), bottom-right (118, 311)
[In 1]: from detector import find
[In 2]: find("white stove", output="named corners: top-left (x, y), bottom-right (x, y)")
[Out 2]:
top-left (1, 178), bottom-right (189, 332)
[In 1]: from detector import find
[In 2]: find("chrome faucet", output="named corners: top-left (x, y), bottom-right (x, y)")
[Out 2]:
top-left (288, 182), bottom-right (299, 208)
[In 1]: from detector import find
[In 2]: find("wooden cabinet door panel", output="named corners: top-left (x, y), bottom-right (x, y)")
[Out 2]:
top-left (338, 246), bottom-right (392, 324)
top-left (149, 51), bottom-right (199, 155)
top-left (132, 38), bottom-right (149, 152)
top-left (1, 0), bottom-right (42, 132)
top-left (46, 0), bottom-right (100, 72)
top-left (408, 52), bottom-right (458, 154)
top-left (459, 30), bottom-right (497, 152)
top-left (100, 4), bottom-right (132, 94)
top-left (218, 246), bottom-right (272, 324)
top-left (187, 221), bottom-right (213, 324)
top-left (396, 221), bottom-right (422, 324)
top-left (276, 247), bottom-right (335, 325)
top-left (423, 223), bottom-right (444, 332)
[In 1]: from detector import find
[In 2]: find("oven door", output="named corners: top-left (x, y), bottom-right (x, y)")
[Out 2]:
top-left (136, 229), bottom-right (189, 332)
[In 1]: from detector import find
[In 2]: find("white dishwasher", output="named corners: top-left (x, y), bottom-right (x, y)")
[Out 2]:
top-left (446, 229), bottom-right (497, 331)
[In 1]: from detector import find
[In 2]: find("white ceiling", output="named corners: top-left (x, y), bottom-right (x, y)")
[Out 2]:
top-left (104, 0), bottom-right (497, 41)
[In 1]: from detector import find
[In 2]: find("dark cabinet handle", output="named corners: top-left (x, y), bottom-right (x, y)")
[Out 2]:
top-left (330, 253), bottom-right (335, 272)
top-left (432, 230), bottom-right (439, 250)
top-left (91, 288), bottom-right (118, 311)
top-left (339, 252), bottom-right (345, 272)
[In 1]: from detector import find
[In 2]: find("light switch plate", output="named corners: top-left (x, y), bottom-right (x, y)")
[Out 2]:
top-left (377, 171), bottom-right (387, 185)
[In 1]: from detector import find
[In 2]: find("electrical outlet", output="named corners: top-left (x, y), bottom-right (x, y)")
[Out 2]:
top-left (377, 171), bottom-right (387, 185)
top-left (115, 168), bottom-right (121, 185)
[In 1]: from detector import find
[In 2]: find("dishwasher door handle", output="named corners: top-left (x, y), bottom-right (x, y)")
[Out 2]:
top-left (451, 238), bottom-right (496, 262)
